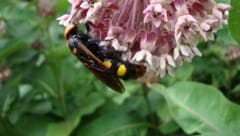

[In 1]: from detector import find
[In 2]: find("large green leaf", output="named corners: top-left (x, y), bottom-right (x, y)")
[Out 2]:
top-left (74, 106), bottom-right (148, 136)
top-left (0, 41), bottom-right (28, 62)
top-left (0, 93), bottom-right (105, 136)
top-left (4, 115), bottom-right (51, 136)
top-left (229, 0), bottom-right (240, 44)
top-left (149, 82), bottom-right (240, 136)
top-left (46, 93), bottom-right (105, 136)
top-left (162, 64), bottom-right (193, 86)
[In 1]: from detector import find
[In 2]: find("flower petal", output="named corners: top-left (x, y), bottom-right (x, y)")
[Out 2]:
top-left (192, 47), bottom-right (202, 56)
top-left (159, 56), bottom-right (166, 70)
top-left (146, 52), bottom-right (153, 66)
top-left (132, 50), bottom-right (145, 62)
top-left (180, 45), bottom-right (190, 56)
top-left (166, 55), bottom-right (176, 67)
top-left (167, 66), bottom-right (175, 77)
top-left (173, 47), bottom-right (180, 60)
top-left (159, 69), bottom-right (166, 78)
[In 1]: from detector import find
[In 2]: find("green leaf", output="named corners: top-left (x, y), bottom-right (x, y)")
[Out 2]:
top-left (232, 84), bottom-right (240, 96)
top-left (9, 48), bottom-right (37, 64)
top-left (162, 64), bottom-right (193, 85)
top-left (229, 0), bottom-right (240, 44)
top-left (55, 0), bottom-right (70, 13)
top-left (45, 45), bottom-right (70, 61)
top-left (10, 114), bottom-right (51, 136)
top-left (214, 25), bottom-right (236, 45)
top-left (46, 93), bottom-right (106, 136)
top-left (149, 82), bottom-right (240, 136)
top-left (0, 41), bottom-right (28, 62)
top-left (110, 81), bottom-right (142, 105)
top-left (74, 107), bottom-right (148, 136)
top-left (154, 92), bottom-right (179, 134)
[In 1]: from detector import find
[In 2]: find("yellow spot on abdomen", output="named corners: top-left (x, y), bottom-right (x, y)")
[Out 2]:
top-left (103, 60), bottom-right (112, 69)
top-left (117, 64), bottom-right (127, 77)
top-left (72, 47), bottom-right (77, 54)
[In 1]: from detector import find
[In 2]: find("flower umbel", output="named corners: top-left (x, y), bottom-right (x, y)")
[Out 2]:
top-left (58, 0), bottom-right (230, 82)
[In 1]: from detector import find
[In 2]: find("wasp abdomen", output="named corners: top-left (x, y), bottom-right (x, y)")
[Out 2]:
top-left (103, 59), bottom-right (146, 80)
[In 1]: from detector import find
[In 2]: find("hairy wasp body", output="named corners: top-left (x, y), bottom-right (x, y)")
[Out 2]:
top-left (64, 24), bottom-right (146, 93)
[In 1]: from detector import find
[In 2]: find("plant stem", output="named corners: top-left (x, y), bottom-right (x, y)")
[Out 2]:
top-left (50, 63), bottom-right (67, 117)
top-left (142, 84), bottom-right (165, 135)
top-left (143, 84), bottom-right (167, 136)
top-left (142, 84), bottom-right (156, 126)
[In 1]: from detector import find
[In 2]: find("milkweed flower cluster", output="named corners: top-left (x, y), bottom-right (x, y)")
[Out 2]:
top-left (57, 0), bottom-right (230, 82)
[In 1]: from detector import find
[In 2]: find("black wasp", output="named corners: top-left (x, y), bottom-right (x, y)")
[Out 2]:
top-left (64, 23), bottom-right (146, 93)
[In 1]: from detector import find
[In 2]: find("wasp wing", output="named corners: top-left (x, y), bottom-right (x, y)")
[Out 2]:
top-left (72, 39), bottom-right (125, 93)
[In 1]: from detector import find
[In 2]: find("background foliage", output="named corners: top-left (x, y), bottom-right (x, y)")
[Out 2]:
top-left (0, 0), bottom-right (239, 136)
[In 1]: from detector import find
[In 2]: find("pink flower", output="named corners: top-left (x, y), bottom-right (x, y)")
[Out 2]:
top-left (143, 3), bottom-right (168, 27)
top-left (58, 0), bottom-right (231, 82)
top-left (213, 3), bottom-right (231, 21)
top-left (174, 15), bottom-right (202, 62)
top-left (175, 15), bottom-right (198, 44)
top-left (199, 17), bottom-right (219, 41)
top-left (57, 14), bottom-right (71, 26)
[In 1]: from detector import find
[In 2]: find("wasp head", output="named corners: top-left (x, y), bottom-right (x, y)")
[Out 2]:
top-left (64, 24), bottom-right (90, 43)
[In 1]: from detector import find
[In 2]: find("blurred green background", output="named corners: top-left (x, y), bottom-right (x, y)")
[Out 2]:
top-left (1, 0), bottom-right (240, 136)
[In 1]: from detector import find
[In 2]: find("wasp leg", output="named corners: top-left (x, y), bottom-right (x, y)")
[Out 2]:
top-left (87, 39), bottom-right (100, 45)
top-left (85, 21), bottom-right (94, 33)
